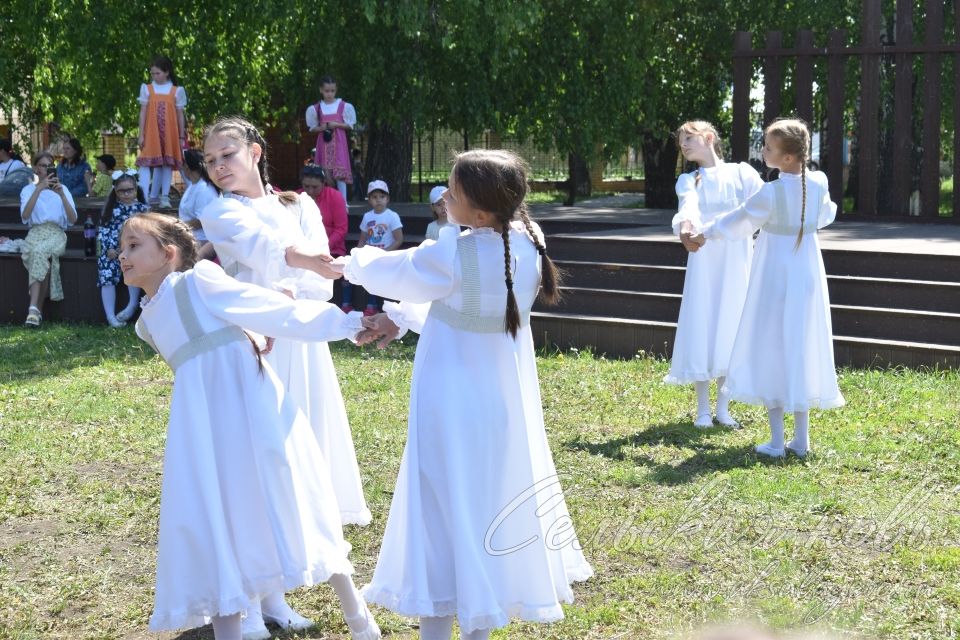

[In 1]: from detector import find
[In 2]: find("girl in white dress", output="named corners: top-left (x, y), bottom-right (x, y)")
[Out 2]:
top-left (118, 214), bottom-right (380, 640)
top-left (197, 117), bottom-right (372, 638)
top-left (333, 150), bottom-right (593, 640)
top-left (665, 121), bottom-right (764, 428)
top-left (691, 119), bottom-right (845, 458)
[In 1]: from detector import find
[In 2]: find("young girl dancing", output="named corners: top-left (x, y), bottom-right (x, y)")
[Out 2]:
top-left (119, 213), bottom-right (380, 640)
top-left (98, 171), bottom-right (147, 327)
top-left (665, 121), bottom-right (764, 428)
top-left (333, 150), bottom-right (593, 640)
top-left (691, 118), bottom-right (844, 457)
top-left (199, 116), bottom-right (371, 638)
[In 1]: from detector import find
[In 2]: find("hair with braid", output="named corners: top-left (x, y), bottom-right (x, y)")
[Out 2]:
top-left (203, 116), bottom-right (299, 205)
top-left (765, 118), bottom-right (811, 250)
top-left (452, 149), bottom-right (563, 338)
top-left (121, 212), bottom-right (265, 372)
top-left (675, 120), bottom-right (723, 188)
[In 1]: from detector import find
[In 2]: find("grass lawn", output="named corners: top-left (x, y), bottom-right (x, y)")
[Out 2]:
top-left (0, 325), bottom-right (958, 639)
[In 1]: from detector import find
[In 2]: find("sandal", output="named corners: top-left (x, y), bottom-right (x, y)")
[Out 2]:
top-left (24, 306), bottom-right (42, 327)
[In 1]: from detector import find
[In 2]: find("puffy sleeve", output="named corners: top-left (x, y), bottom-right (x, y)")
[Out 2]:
top-left (192, 261), bottom-right (363, 342)
top-left (671, 172), bottom-right (701, 235)
top-left (290, 193), bottom-right (334, 301)
top-left (134, 317), bottom-right (159, 354)
top-left (382, 300), bottom-right (431, 336)
top-left (343, 223), bottom-right (459, 304)
top-left (343, 101), bottom-right (357, 128)
top-left (305, 104), bottom-right (319, 130)
top-left (199, 197), bottom-right (292, 289)
top-left (175, 86), bottom-right (187, 108)
top-left (811, 171), bottom-right (837, 229)
top-left (702, 182), bottom-right (775, 241)
top-left (738, 162), bottom-right (765, 200)
top-left (137, 83), bottom-right (149, 105)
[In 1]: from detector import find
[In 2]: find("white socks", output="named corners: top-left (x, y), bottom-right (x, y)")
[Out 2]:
top-left (118, 286), bottom-right (141, 320)
top-left (260, 592), bottom-right (311, 630)
top-left (329, 573), bottom-right (361, 618)
top-left (418, 616), bottom-right (489, 640)
top-left (138, 166), bottom-right (152, 196)
top-left (788, 411), bottom-right (810, 456)
top-left (715, 377), bottom-right (738, 427)
top-left (694, 381), bottom-right (712, 427)
top-left (212, 613), bottom-right (242, 640)
top-left (756, 407), bottom-right (786, 457)
top-left (101, 285), bottom-right (118, 323)
top-left (159, 166), bottom-right (173, 197)
top-left (337, 180), bottom-right (348, 202)
top-left (420, 616), bottom-right (455, 640)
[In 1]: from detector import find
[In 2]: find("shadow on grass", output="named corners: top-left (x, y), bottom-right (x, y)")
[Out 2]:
top-left (565, 421), bottom-right (803, 485)
top-left (0, 323), bottom-right (157, 384)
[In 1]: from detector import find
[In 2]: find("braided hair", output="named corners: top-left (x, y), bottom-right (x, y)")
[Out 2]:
top-left (675, 120), bottom-right (724, 188)
top-left (452, 149), bottom-right (564, 338)
top-left (203, 116), bottom-right (298, 205)
top-left (765, 118), bottom-right (811, 250)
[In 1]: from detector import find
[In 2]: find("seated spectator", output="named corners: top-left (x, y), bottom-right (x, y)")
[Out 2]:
top-left (300, 163), bottom-right (348, 258)
top-left (88, 154), bottom-right (117, 197)
top-left (57, 137), bottom-right (92, 198)
top-left (20, 152), bottom-right (78, 327)
top-left (0, 138), bottom-right (31, 197)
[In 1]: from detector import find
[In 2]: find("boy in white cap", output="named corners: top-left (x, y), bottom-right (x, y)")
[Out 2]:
top-left (424, 184), bottom-right (452, 241)
top-left (341, 179), bottom-right (404, 315)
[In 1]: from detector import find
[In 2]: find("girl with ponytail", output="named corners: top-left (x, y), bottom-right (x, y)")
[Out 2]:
top-left (118, 214), bottom-right (379, 640)
top-left (330, 149), bottom-right (592, 640)
top-left (689, 118), bottom-right (844, 458)
top-left (199, 116), bottom-right (375, 637)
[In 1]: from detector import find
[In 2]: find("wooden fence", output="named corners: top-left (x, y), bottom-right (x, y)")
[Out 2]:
top-left (731, 0), bottom-right (960, 220)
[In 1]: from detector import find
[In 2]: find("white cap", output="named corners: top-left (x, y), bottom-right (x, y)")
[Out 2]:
top-left (429, 185), bottom-right (447, 204)
top-left (367, 179), bottom-right (389, 195)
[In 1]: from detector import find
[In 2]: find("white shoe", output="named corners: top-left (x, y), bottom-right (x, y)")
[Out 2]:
top-left (159, 196), bottom-right (172, 208)
top-left (107, 317), bottom-right (126, 328)
top-left (716, 413), bottom-right (740, 429)
top-left (241, 612), bottom-right (271, 640)
top-left (755, 442), bottom-right (786, 458)
top-left (262, 604), bottom-right (312, 631)
top-left (115, 307), bottom-right (135, 323)
top-left (786, 440), bottom-right (809, 458)
top-left (693, 413), bottom-right (714, 429)
top-left (344, 599), bottom-right (381, 640)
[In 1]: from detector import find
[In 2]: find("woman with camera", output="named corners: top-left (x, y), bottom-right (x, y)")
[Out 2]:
top-left (305, 75), bottom-right (356, 203)
top-left (19, 152), bottom-right (78, 327)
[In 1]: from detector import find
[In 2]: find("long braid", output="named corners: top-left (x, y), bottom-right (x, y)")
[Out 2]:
top-left (518, 204), bottom-right (563, 304)
top-left (501, 225), bottom-right (520, 337)
top-left (795, 162), bottom-right (807, 250)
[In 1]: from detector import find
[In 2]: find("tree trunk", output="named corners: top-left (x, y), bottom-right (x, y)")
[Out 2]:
top-left (365, 119), bottom-right (414, 202)
top-left (640, 132), bottom-right (679, 209)
top-left (563, 152), bottom-right (591, 206)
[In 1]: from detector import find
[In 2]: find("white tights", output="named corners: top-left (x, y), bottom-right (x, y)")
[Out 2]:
top-left (139, 166), bottom-right (173, 200)
top-left (212, 613), bottom-right (241, 640)
top-left (419, 616), bottom-right (490, 640)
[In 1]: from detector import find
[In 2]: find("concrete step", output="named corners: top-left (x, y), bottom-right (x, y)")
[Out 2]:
top-left (822, 248), bottom-right (960, 283)
top-left (530, 311), bottom-right (960, 368)
top-left (547, 235), bottom-right (689, 266)
top-left (554, 260), bottom-right (960, 314)
top-left (545, 287), bottom-right (681, 322)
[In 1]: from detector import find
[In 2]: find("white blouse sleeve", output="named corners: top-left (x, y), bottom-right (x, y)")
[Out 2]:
top-left (738, 162), bottom-right (765, 200)
top-left (672, 173), bottom-right (701, 235)
top-left (343, 102), bottom-right (357, 128)
top-left (175, 86), bottom-right (187, 109)
top-left (199, 197), bottom-right (292, 289)
top-left (343, 223), bottom-right (459, 303)
top-left (192, 261), bottom-right (363, 342)
top-left (382, 300), bottom-right (431, 336)
top-left (811, 171), bottom-right (838, 229)
top-left (290, 193), bottom-right (334, 301)
top-left (137, 83), bottom-right (150, 105)
top-left (305, 104), bottom-right (319, 130)
top-left (702, 183), bottom-right (775, 241)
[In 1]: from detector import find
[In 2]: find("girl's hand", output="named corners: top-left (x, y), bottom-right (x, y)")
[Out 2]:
top-left (679, 231), bottom-right (700, 253)
top-left (357, 313), bottom-right (401, 349)
top-left (106, 249), bottom-right (118, 260)
top-left (687, 233), bottom-right (706, 251)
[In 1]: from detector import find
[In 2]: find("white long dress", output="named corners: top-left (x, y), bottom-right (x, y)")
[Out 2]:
top-left (200, 192), bottom-right (372, 525)
top-left (701, 170), bottom-right (845, 411)
top-left (136, 261), bottom-right (363, 632)
top-left (342, 224), bottom-right (593, 633)
top-left (665, 162), bottom-right (763, 384)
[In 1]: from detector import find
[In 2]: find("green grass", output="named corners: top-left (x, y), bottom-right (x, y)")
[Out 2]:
top-left (0, 326), bottom-right (958, 639)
